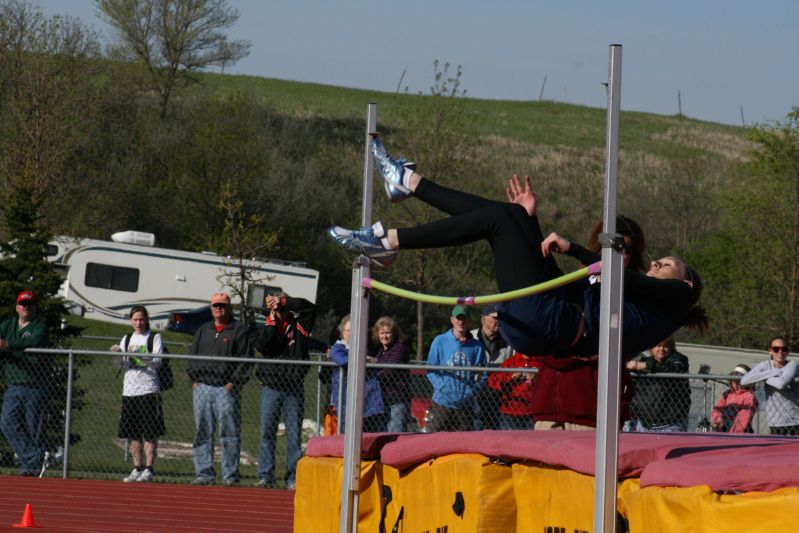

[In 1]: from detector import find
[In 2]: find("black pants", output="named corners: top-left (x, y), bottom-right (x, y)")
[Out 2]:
top-left (396, 178), bottom-right (563, 293)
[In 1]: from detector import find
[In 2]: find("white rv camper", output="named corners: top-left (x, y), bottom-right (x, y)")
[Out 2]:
top-left (47, 231), bottom-right (320, 328)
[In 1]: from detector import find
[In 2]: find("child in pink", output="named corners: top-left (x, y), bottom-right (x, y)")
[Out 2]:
top-left (711, 364), bottom-right (758, 433)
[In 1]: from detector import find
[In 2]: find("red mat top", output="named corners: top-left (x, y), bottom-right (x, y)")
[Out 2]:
top-left (306, 431), bottom-right (799, 491)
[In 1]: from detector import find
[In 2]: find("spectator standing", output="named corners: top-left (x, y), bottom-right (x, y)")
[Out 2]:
top-left (372, 316), bottom-right (410, 432)
top-left (740, 337), bottom-right (799, 435)
top-left (712, 364), bottom-right (757, 433)
top-left (254, 294), bottom-right (315, 490)
top-left (628, 337), bottom-right (690, 432)
top-left (426, 306), bottom-right (486, 432)
top-left (0, 290), bottom-right (49, 476)
top-left (111, 306), bottom-right (165, 482)
top-left (487, 352), bottom-right (538, 429)
top-left (471, 305), bottom-right (513, 430)
top-left (330, 315), bottom-right (384, 432)
top-left (186, 292), bottom-right (252, 486)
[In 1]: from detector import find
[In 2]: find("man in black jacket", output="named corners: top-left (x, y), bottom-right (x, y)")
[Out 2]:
top-left (254, 294), bottom-right (315, 489)
top-left (628, 337), bottom-right (690, 432)
top-left (186, 292), bottom-right (252, 486)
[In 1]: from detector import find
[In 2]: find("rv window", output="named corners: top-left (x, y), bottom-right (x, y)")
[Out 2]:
top-left (44, 244), bottom-right (59, 256)
top-left (85, 262), bottom-right (140, 292)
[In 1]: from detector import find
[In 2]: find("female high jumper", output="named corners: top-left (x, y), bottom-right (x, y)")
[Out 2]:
top-left (329, 137), bottom-right (707, 357)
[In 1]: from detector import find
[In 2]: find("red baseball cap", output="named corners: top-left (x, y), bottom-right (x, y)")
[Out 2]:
top-left (16, 291), bottom-right (36, 304)
top-left (210, 292), bottom-right (231, 305)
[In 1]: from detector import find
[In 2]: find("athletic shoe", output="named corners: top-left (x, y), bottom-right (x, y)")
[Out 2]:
top-left (191, 477), bottom-right (213, 485)
top-left (371, 137), bottom-right (414, 202)
top-left (254, 479), bottom-right (274, 488)
top-left (328, 222), bottom-right (397, 267)
top-left (138, 467), bottom-right (153, 482)
top-left (123, 468), bottom-right (142, 483)
top-left (285, 480), bottom-right (296, 490)
top-left (223, 478), bottom-right (239, 487)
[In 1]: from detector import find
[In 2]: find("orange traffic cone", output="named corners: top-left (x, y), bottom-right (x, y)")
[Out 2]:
top-left (13, 503), bottom-right (41, 528)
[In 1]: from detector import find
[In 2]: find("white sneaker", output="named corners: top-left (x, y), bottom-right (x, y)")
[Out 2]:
top-left (123, 468), bottom-right (142, 482)
top-left (137, 468), bottom-right (153, 482)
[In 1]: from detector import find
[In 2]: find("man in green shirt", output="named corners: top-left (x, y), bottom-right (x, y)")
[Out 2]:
top-left (0, 290), bottom-right (50, 476)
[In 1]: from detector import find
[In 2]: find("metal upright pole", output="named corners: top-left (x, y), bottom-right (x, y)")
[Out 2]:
top-left (62, 350), bottom-right (74, 479)
top-left (340, 103), bottom-right (377, 533)
top-left (594, 44), bottom-right (624, 533)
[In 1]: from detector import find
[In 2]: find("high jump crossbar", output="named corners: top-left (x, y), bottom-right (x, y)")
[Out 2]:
top-left (362, 262), bottom-right (600, 306)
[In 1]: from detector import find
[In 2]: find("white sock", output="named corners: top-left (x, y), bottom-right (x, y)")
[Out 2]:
top-left (401, 167), bottom-right (414, 192)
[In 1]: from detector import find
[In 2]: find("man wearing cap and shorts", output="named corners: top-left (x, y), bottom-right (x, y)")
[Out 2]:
top-left (186, 292), bottom-right (253, 485)
top-left (471, 305), bottom-right (513, 430)
top-left (0, 290), bottom-right (50, 476)
top-left (426, 306), bottom-right (486, 432)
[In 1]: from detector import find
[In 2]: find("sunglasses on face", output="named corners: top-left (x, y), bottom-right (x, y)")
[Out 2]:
top-left (17, 301), bottom-right (35, 307)
top-left (771, 346), bottom-right (790, 353)
top-left (211, 303), bottom-right (228, 309)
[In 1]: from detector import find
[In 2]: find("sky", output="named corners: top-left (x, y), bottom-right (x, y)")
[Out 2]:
top-left (37, 0), bottom-right (798, 126)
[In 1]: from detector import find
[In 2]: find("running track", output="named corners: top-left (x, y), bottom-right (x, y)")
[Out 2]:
top-left (0, 477), bottom-right (293, 532)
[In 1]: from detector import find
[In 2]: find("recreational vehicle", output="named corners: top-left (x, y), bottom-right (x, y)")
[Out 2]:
top-left (46, 231), bottom-right (320, 329)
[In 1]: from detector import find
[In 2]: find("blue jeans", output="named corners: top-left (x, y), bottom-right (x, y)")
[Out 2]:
top-left (386, 402), bottom-right (410, 433)
top-left (1, 384), bottom-right (47, 474)
top-left (192, 384), bottom-right (241, 482)
top-left (259, 385), bottom-right (303, 484)
top-left (499, 414), bottom-right (535, 430)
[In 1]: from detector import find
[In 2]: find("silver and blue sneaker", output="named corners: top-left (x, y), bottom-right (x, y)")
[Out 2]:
top-left (371, 137), bottom-right (414, 203)
top-left (328, 222), bottom-right (397, 267)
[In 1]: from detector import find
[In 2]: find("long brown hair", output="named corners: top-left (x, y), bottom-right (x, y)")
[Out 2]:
top-left (587, 215), bottom-right (646, 273)
top-left (674, 259), bottom-right (708, 333)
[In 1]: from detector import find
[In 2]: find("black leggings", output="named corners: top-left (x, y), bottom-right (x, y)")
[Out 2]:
top-left (395, 178), bottom-right (563, 292)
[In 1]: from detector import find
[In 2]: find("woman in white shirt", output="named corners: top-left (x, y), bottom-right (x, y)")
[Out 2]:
top-left (111, 306), bottom-right (165, 482)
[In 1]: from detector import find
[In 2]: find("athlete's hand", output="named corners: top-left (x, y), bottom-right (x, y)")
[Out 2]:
top-left (541, 232), bottom-right (570, 257)
top-left (506, 174), bottom-right (536, 217)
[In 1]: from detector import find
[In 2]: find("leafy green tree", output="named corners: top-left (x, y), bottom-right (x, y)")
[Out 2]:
top-left (688, 109), bottom-right (799, 347)
top-left (96, 0), bottom-right (251, 117)
top-left (0, 0), bottom-right (103, 234)
top-left (216, 181), bottom-right (279, 322)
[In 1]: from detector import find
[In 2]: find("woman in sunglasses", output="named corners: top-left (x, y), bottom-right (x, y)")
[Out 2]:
top-left (330, 136), bottom-right (708, 359)
top-left (740, 337), bottom-right (799, 435)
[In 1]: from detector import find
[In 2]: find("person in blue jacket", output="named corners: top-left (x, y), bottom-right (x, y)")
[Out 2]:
top-left (330, 315), bottom-right (385, 432)
top-left (426, 306), bottom-right (486, 432)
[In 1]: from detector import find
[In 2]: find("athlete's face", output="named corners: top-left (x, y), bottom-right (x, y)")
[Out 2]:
top-left (647, 256), bottom-right (685, 281)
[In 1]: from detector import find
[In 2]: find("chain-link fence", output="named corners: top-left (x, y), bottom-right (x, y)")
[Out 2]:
top-left (1, 341), bottom-right (796, 486)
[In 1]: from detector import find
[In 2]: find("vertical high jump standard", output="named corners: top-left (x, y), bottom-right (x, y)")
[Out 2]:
top-left (340, 44), bottom-right (624, 533)
top-left (594, 43), bottom-right (624, 533)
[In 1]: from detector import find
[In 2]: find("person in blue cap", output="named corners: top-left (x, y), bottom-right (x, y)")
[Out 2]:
top-left (425, 305), bottom-right (486, 432)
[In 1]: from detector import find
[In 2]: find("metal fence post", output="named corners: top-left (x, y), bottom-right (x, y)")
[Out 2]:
top-left (62, 349), bottom-right (74, 479)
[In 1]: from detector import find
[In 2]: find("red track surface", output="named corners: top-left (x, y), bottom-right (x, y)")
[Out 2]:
top-left (0, 477), bottom-right (294, 532)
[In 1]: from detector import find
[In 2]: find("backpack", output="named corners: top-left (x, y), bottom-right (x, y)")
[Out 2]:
top-left (122, 333), bottom-right (174, 391)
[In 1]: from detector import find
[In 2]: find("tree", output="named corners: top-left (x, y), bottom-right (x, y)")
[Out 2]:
top-left (688, 109), bottom-right (799, 347)
top-left (96, 0), bottom-right (251, 117)
top-left (216, 181), bottom-right (278, 322)
top-left (0, 0), bottom-right (103, 233)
